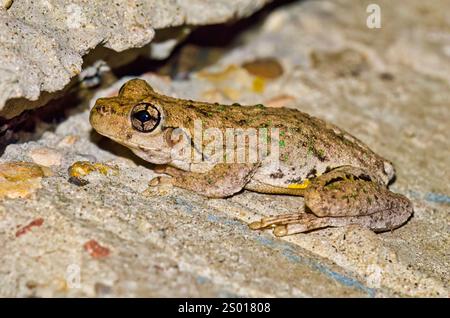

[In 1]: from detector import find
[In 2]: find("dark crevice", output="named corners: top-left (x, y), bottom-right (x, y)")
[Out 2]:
top-left (0, 0), bottom-right (301, 156)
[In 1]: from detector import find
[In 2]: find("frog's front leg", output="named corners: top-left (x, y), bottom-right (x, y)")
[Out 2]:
top-left (149, 163), bottom-right (258, 198)
top-left (250, 166), bottom-right (413, 236)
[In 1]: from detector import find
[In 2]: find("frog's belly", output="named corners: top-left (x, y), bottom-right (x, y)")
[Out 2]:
top-left (251, 157), bottom-right (388, 188)
top-left (251, 160), bottom-right (319, 188)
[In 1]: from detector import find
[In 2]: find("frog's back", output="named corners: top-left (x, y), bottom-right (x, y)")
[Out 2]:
top-left (161, 95), bottom-right (394, 187)
top-left (244, 106), bottom-right (395, 188)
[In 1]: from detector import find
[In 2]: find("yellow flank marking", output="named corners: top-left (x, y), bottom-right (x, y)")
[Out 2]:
top-left (287, 179), bottom-right (310, 189)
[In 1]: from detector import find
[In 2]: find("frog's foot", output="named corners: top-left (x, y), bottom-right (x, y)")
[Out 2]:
top-left (249, 165), bottom-right (413, 236)
top-left (160, 163), bottom-right (258, 198)
top-left (304, 165), bottom-right (413, 231)
top-left (144, 176), bottom-right (174, 196)
top-left (249, 213), bottom-right (332, 236)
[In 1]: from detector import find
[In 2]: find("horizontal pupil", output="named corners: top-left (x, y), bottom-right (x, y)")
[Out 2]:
top-left (134, 110), bottom-right (151, 122)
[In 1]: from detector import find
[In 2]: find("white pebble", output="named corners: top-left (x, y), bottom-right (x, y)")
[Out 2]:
top-left (29, 147), bottom-right (62, 167)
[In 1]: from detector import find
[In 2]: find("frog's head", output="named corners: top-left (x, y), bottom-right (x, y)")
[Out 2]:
top-left (90, 79), bottom-right (174, 164)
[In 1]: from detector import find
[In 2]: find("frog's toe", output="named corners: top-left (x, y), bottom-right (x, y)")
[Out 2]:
top-left (249, 213), bottom-right (333, 236)
top-left (272, 216), bottom-right (334, 236)
top-left (249, 213), bottom-right (303, 230)
top-left (149, 176), bottom-right (173, 187)
top-left (145, 176), bottom-right (174, 196)
top-left (249, 220), bottom-right (264, 230)
top-left (273, 225), bottom-right (288, 237)
top-left (273, 224), bottom-right (308, 237)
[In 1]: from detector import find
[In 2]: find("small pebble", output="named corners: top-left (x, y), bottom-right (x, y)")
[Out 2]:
top-left (2, 0), bottom-right (13, 10)
top-left (15, 218), bottom-right (44, 237)
top-left (84, 239), bottom-right (110, 259)
top-left (0, 162), bottom-right (51, 199)
top-left (57, 135), bottom-right (79, 147)
top-left (242, 58), bottom-right (284, 79)
top-left (68, 161), bottom-right (118, 186)
top-left (29, 147), bottom-right (62, 167)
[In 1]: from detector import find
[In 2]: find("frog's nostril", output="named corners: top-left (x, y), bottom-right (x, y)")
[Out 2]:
top-left (94, 104), bottom-right (109, 116)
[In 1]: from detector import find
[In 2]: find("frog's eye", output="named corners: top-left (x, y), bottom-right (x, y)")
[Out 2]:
top-left (131, 103), bottom-right (161, 133)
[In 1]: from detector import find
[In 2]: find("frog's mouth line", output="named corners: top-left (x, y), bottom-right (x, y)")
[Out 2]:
top-left (109, 134), bottom-right (148, 152)
top-left (93, 130), bottom-right (143, 151)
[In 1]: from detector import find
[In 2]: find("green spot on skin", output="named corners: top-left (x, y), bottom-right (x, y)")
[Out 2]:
top-left (317, 149), bottom-right (325, 159)
top-left (280, 131), bottom-right (285, 137)
top-left (266, 120), bottom-right (272, 127)
top-left (256, 104), bottom-right (265, 109)
top-left (325, 183), bottom-right (339, 190)
top-left (279, 140), bottom-right (285, 147)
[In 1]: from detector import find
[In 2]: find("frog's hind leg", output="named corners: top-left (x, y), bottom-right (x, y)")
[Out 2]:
top-left (303, 165), bottom-right (413, 220)
top-left (249, 166), bottom-right (413, 236)
top-left (247, 179), bottom-right (333, 235)
top-left (270, 208), bottom-right (412, 237)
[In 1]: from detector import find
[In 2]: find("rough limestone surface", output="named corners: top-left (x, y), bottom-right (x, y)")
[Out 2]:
top-left (0, 0), bottom-right (449, 297)
top-left (0, 0), bottom-right (270, 118)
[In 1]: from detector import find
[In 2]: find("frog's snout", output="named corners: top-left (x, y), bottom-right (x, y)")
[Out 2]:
top-left (89, 98), bottom-right (114, 131)
top-left (89, 101), bottom-right (102, 127)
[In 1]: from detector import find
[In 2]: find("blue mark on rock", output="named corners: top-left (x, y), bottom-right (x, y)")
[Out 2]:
top-left (272, 239), bottom-right (375, 297)
top-left (282, 248), bottom-right (302, 263)
top-left (425, 192), bottom-right (450, 204)
top-left (196, 276), bottom-right (209, 285)
top-left (312, 263), bottom-right (376, 298)
top-left (255, 236), bottom-right (276, 248)
top-left (173, 197), bottom-right (198, 214)
top-left (207, 214), bottom-right (376, 297)
top-left (207, 214), bottom-right (221, 222)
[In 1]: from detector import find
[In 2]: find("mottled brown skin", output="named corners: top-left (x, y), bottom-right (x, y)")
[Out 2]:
top-left (90, 79), bottom-right (413, 236)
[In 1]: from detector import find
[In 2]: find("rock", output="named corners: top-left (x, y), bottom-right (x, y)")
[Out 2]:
top-left (0, 0), bottom-right (271, 118)
top-left (242, 57), bottom-right (284, 79)
top-left (29, 147), bottom-right (62, 167)
top-left (196, 65), bottom-right (264, 100)
top-left (68, 161), bottom-right (119, 186)
top-left (15, 218), bottom-right (44, 238)
top-left (1, 0), bottom-right (13, 10)
top-left (57, 135), bottom-right (79, 148)
top-left (0, 162), bottom-right (51, 199)
top-left (0, 0), bottom-right (448, 297)
top-left (83, 239), bottom-right (111, 259)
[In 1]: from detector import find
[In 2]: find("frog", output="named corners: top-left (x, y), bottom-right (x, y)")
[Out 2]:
top-left (90, 78), bottom-right (413, 236)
